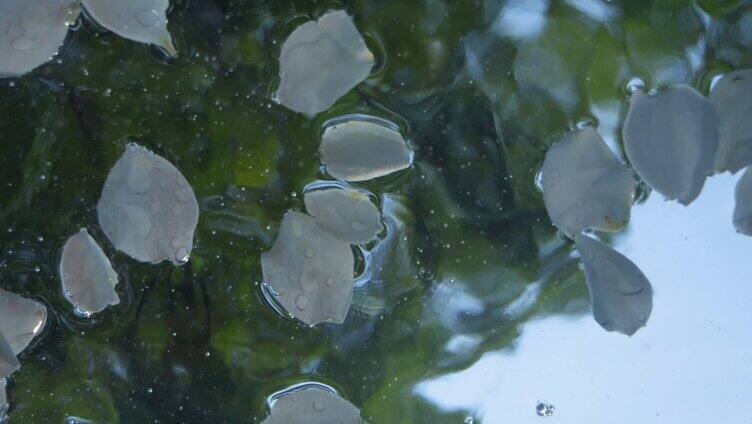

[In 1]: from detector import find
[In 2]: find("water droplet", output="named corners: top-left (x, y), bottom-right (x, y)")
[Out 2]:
top-left (464, 417), bottom-right (475, 424)
top-left (313, 400), bottom-right (325, 411)
top-left (325, 277), bottom-right (335, 287)
top-left (295, 294), bottom-right (310, 311)
top-left (625, 77), bottom-right (645, 96)
top-left (536, 401), bottom-right (555, 417)
top-left (175, 247), bottom-right (189, 265)
top-left (304, 248), bottom-right (315, 258)
top-left (11, 36), bottom-right (33, 51)
top-left (136, 9), bottom-right (160, 27)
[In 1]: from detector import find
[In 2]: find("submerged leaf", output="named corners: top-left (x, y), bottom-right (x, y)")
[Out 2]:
top-left (733, 167), bottom-right (752, 236)
top-left (59, 228), bottom-right (120, 316)
top-left (261, 211), bottom-right (354, 326)
top-left (0, 334), bottom-right (19, 380)
top-left (575, 234), bottom-right (653, 336)
top-left (710, 69), bottom-right (752, 174)
top-left (304, 186), bottom-right (382, 244)
top-left (97, 143), bottom-right (199, 265)
top-left (275, 10), bottom-right (374, 115)
top-left (541, 127), bottom-right (636, 238)
top-left (81, 0), bottom-right (176, 56)
top-left (623, 85), bottom-right (719, 205)
top-left (0, 0), bottom-right (80, 77)
top-left (0, 289), bottom-right (47, 355)
top-left (320, 119), bottom-right (413, 182)
top-left (263, 386), bottom-right (363, 424)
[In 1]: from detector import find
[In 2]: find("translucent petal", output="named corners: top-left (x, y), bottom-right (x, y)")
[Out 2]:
top-left (733, 167), bottom-right (752, 236)
top-left (541, 127), bottom-right (636, 238)
top-left (0, 334), bottom-right (19, 380)
top-left (710, 69), bottom-right (752, 174)
top-left (261, 211), bottom-right (354, 326)
top-left (275, 10), bottom-right (374, 115)
top-left (0, 0), bottom-right (80, 77)
top-left (304, 186), bottom-right (382, 244)
top-left (263, 386), bottom-right (363, 424)
top-left (0, 289), bottom-right (47, 355)
top-left (623, 85), bottom-right (719, 205)
top-left (81, 0), bottom-right (176, 56)
top-left (97, 143), bottom-right (199, 265)
top-left (320, 119), bottom-right (413, 182)
top-left (59, 228), bottom-right (120, 316)
top-left (575, 234), bottom-right (653, 336)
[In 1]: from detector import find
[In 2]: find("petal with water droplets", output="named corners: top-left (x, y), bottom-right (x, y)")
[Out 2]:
top-left (59, 228), bottom-right (120, 316)
top-left (623, 85), bottom-right (719, 205)
top-left (0, 0), bottom-right (80, 77)
top-left (275, 10), bottom-right (374, 115)
top-left (320, 119), bottom-right (412, 182)
top-left (710, 69), bottom-right (752, 174)
top-left (575, 234), bottom-right (653, 336)
top-left (261, 211), bottom-right (354, 326)
top-left (0, 289), bottom-right (47, 355)
top-left (263, 386), bottom-right (363, 424)
top-left (0, 335), bottom-right (19, 380)
top-left (304, 186), bottom-right (382, 244)
top-left (542, 127), bottom-right (636, 238)
top-left (81, 0), bottom-right (176, 56)
top-left (733, 167), bottom-right (752, 236)
top-left (97, 143), bottom-right (199, 265)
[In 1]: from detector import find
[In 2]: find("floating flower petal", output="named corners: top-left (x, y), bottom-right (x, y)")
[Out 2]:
top-left (81, 0), bottom-right (176, 56)
top-left (320, 119), bottom-right (412, 182)
top-left (541, 127), bottom-right (636, 238)
top-left (0, 0), bottom-right (80, 77)
top-left (710, 69), bottom-right (752, 174)
top-left (0, 289), bottom-right (47, 354)
top-left (59, 228), bottom-right (120, 316)
top-left (575, 234), bottom-right (653, 336)
top-left (0, 335), bottom-right (19, 380)
top-left (275, 10), bottom-right (374, 115)
top-left (263, 385), bottom-right (363, 424)
top-left (733, 167), bottom-right (752, 236)
top-left (97, 143), bottom-right (199, 265)
top-left (261, 211), bottom-right (354, 326)
top-left (304, 186), bottom-right (382, 244)
top-left (622, 85), bottom-right (719, 205)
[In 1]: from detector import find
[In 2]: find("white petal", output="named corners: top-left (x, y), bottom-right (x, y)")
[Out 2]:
top-left (542, 127), bottom-right (636, 238)
top-left (59, 228), bottom-right (120, 316)
top-left (320, 119), bottom-right (413, 182)
top-left (97, 143), bottom-right (199, 265)
top-left (304, 186), bottom-right (382, 244)
top-left (0, 289), bottom-right (47, 355)
top-left (623, 85), bottom-right (719, 205)
top-left (0, 379), bottom-right (6, 418)
top-left (263, 385), bottom-right (363, 424)
top-left (733, 166), bottom-right (752, 236)
top-left (81, 0), bottom-right (176, 56)
top-left (710, 69), bottom-right (752, 174)
top-left (275, 10), bottom-right (374, 115)
top-left (0, 0), bottom-right (80, 77)
top-left (575, 234), bottom-right (653, 336)
top-left (261, 211), bottom-right (354, 326)
top-left (0, 334), bottom-right (19, 380)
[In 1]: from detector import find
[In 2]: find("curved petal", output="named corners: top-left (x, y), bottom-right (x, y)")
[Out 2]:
top-left (275, 10), bottom-right (374, 115)
top-left (710, 69), bottom-right (752, 174)
top-left (60, 228), bottom-right (120, 316)
top-left (0, 0), bottom-right (80, 77)
top-left (81, 0), bottom-right (176, 56)
top-left (623, 85), bottom-right (719, 205)
top-left (542, 126), bottom-right (636, 238)
top-left (261, 211), bottom-right (354, 326)
top-left (304, 186), bottom-right (382, 244)
top-left (97, 143), bottom-right (199, 265)
top-left (263, 385), bottom-right (363, 424)
top-left (575, 234), bottom-right (653, 336)
top-left (320, 119), bottom-right (413, 182)
top-left (0, 334), bottom-right (19, 380)
top-left (0, 289), bottom-right (47, 355)
top-left (733, 166), bottom-right (752, 236)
